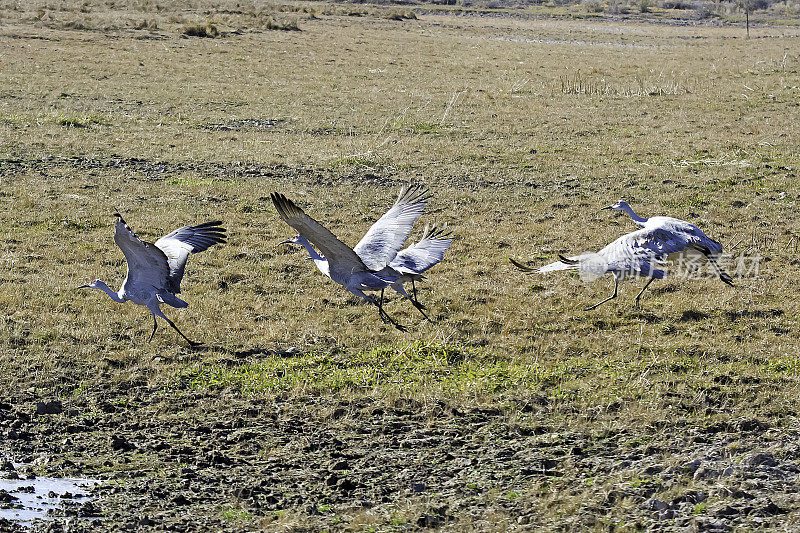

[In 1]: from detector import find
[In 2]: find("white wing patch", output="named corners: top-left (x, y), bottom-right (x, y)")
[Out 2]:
top-left (390, 223), bottom-right (452, 275)
top-left (154, 221), bottom-right (226, 294)
top-left (353, 184), bottom-right (431, 270)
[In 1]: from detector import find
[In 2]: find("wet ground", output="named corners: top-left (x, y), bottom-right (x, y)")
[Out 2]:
top-left (2, 384), bottom-right (800, 531)
top-left (0, 464), bottom-right (99, 530)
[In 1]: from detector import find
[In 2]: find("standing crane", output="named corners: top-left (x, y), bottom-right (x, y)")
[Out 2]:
top-left (79, 214), bottom-right (226, 346)
top-left (272, 185), bottom-right (451, 330)
top-left (511, 200), bottom-right (733, 310)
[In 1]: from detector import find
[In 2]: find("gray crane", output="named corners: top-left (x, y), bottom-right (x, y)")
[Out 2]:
top-left (272, 186), bottom-right (451, 330)
top-left (79, 214), bottom-right (226, 345)
top-left (511, 200), bottom-right (732, 310)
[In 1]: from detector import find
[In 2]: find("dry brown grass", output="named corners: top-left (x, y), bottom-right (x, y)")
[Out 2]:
top-left (182, 21), bottom-right (219, 38)
top-left (2, 0), bottom-right (799, 413)
top-left (1, 0), bottom-right (800, 529)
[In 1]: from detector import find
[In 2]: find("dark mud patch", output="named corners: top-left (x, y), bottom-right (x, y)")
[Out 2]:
top-left (0, 156), bottom-right (406, 189)
top-left (0, 155), bottom-right (545, 190)
top-left (196, 118), bottom-right (286, 132)
top-left (2, 384), bottom-right (799, 531)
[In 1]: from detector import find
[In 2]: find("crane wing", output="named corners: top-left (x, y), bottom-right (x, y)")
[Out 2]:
top-left (353, 184), bottom-right (431, 270)
top-left (389, 223), bottom-right (452, 275)
top-left (601, 227), bottom-right (697, 278)
top-left (113, 215), bottom-right (171, 291)
top-left (154, 221), bottom-right (227, 294)
top-left (271, 193), bottom-right (369, 273)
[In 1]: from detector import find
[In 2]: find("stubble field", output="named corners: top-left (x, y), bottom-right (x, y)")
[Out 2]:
top-left (1, 0), bottom-right (800, 530)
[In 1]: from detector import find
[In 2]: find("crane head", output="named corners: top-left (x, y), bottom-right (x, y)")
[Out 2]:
top-left (278, 235), bottom-right (304, 246)
top-left (77, 279), bottom-right (101, 290)
top-left (601, 200), bottom-right (631, 212)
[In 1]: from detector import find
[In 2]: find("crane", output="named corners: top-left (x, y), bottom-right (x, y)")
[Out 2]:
top-left (272, 185), bottom-right (450, 330)
top-left (511, 200), bottom-right (733, 310)
top-left (280, 221), bottom-right (453, 324)
top-left (79, 213), bottom-right (226, 345)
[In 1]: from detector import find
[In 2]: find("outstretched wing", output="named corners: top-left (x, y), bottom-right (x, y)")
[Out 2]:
top-left (271, 193), bottom-right (368, 273)
top-left (600, 227), bottom-right (697, 278)
top-left (154, 221), bottom-right (227, 294)
top-left (353, 184), bottom-right (431, 270)
top-left (113, 214), bottom-right (171, 292)
top-left (389, 223), bottom-right (452, 275)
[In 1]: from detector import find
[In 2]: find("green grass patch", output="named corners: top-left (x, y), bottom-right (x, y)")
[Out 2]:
top-left (175, 342), bottom-right (547, 395)
top-left (406, 121), bottom-right (441, 134)
top-left (219, 504), bottom-right (255, 521)
top-left (53, 113), bottom-right (107, 128)
top-left (165, 177), bottom-right (225, 187)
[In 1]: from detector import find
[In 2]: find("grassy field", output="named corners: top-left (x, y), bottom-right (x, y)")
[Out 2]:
top-left (1, 0), bottom-right (800, 530)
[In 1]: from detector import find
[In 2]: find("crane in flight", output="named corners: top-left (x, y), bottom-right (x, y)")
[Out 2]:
top-left (511, 200), bottom-right (733, 310)
top-left (79, 214), bottom-right (226, 346)
top-left (272, 185), bottom-right (451, 330)
top-left (280, 221), bottom-right (452, 324)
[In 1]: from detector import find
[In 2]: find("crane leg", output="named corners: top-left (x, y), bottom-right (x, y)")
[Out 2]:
top-left (148, 313), bottom-right (158, 342)
top-left (411, 280), bottom-right (425, 309)
top-left (634, 277), bottom-right (655, 308)
top-left (162, 314), bottom-right (203, 347)
top-left (695, 246), bottom-right (734, 286)
top-left (407, 281), bottom-right (434, 323)
top-left (584, 278), bottom-right (619, 311)
top-left (375, 288), bottom-right (408, 332)
top-left (411, 301), bottom-right (433, 323)
top-left (391, 282), bottom-right (433, 324)
top-left (147, 300), bottom-right (201, 347)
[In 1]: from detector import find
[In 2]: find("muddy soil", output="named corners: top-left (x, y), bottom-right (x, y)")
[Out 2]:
top-left (2, 382), bottom-right (799, 531)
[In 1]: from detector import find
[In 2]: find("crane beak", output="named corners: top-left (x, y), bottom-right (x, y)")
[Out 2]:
top-left (76, 284), bottom-right (91, 290)
top-left (600, 205), bottom-right (613, 211)
top-left (278, 239), bottom-right (294, 246)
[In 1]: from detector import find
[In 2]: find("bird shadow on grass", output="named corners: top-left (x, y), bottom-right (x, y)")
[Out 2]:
top-left (627, 308), bottom-right (664, 323)
top-left (177, 344), bottom-right (304, 361)
top-left (229, 346), bottom-right (276, 359)
top-left (225, 346), bottom-right (303, 359)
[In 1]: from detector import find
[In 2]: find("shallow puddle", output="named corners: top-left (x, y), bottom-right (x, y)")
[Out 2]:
top-left (489, 35), bottom-right (653, 48)
top-left (0, 470), bottom-right (100, 525)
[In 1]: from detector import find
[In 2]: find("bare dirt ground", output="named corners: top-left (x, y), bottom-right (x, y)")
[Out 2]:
top-left (3, 361), bottom-right (800, 531)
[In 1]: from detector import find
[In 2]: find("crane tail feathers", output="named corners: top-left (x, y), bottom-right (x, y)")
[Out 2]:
top-left (511, 256), bottom-right (583, 274)
top-left (509, 257), bottom-right (537, 273)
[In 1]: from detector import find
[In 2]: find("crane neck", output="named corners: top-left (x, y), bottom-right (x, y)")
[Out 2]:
top-left (621, 204), bottom-right (648, 226)
top-left (294, 237), bottom-right (330, 278)
top-left (95, 280), bottom-right (125, 303)
top-left (296, 237), bottom-right (324, 261)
